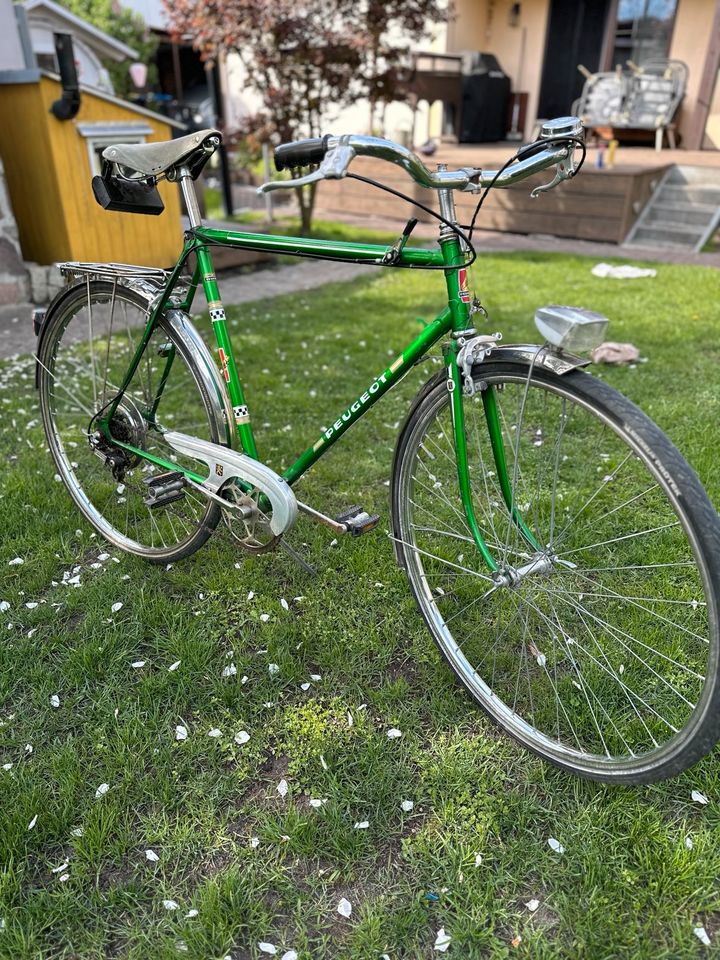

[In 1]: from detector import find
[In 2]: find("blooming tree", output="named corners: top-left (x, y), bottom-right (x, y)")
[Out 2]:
top-left (164, 0), bottom-right (448, 231)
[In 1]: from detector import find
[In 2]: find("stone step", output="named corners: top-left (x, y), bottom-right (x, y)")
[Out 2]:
top-left (667, 165), bottom-right (720, 187)
top-left (628, 222), bottom-right (705, 247)
top-left (660, 184), bottom-right (720, 206)
top-left (646, 202), bottom-right (719, 227)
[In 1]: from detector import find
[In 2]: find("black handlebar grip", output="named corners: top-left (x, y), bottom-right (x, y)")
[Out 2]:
top-left (274, 135), bottom-right (332, 172)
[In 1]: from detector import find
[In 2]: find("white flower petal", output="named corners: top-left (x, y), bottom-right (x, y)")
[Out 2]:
top-left (250, 837), bottom-right (260, 848)
top-left (547, 837), bottom-right (565, 854)
top-left (111, 602), bottom-right (123, 614)
top-left (58, 873), bottom-right (70, 883)
top-left (691, 790), bottom-right (709, 805)
top-left (51, 862), bottom-right (69, 874)
top-left (525, 899), bottom-right (540, 912)
top-left (145, 850), bottom-right (160, 862)
top-left (300, 683), bottom-right (310, 691)
top-left (309, 798), bottom-right (325, 808)
top-left (2, 763), bottom-right (12, 771)
top-left (185, 909), bottom-right (199, 918)
top-left (50, 695), bottom-right (60, 709)
top-left (208, 728), bottom-right (222, 738)
top-left (474, 853), bottom-right (482, 867)
top-left (131, 661), bottom-right (146, 669)
top-left (694, 926), bottom-right (711, 946)
top-left (277, 779), bottom-right (288, 798)
top-left (434, 927), bottom-right (452, 952)
top-left (401, 800), bottom-right (414, 812)
top-left (280, 599), bottom-right (289, 611)
top-left (8, 558), bottom-right (23, 566)
top-left (70, 827), bottom-right (83, 837)
top-left (163, 899), bottom-right (179, 911)
top-left (310, 674), bottom-right (321, 682)
top-left (281, 952), bottom-right (298, 960)
top-left (260, 614), bottom-right (270, 623)
top-left (234, 730), bottom-right (250, 745)
top-left (258, 943), bottom-right (277, 955)
top-left (0, 602), bottom-right (10, 613)
top-left (27, 814), bottom-right (38, 830)
top-left (320, 755), bottom-right (328, 771)
top-left (685, 836), bottom-right (694, 849)
top-left (268, 663), bottom-right (279, 675)
top-left (168, 661), bottom-right (181, 672)
top-left (175, 725), bottom-right (188, 741)
top-left (386, 728), bottom-right (402, 739)
top-left (354, 821), bottom-right (369, 829)
top-left (337, 897), bottom-right (352, 918)
top-left (222, 664), bottom-right (237, 677)
top-left (95, 783), bottom-right (109, 799)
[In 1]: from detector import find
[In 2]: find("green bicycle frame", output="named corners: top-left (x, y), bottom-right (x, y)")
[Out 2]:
top-left (99, 224), bottom-right (529, 573)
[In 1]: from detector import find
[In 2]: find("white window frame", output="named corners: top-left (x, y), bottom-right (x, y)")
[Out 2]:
top-left (77, 122), bottom-right (154, 176)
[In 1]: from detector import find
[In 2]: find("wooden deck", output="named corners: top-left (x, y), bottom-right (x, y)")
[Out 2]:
top-left (317, 143), bottom-right (720, 244)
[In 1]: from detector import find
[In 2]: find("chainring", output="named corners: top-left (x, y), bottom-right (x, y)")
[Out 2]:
top-left (220, 482), bottom-right (280, 554)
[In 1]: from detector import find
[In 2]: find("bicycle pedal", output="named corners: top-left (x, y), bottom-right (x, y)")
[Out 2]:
top-left (336, 506), bottom-right (380, 537)
top-left (143, 470), bottom-right (184, 489)
top-left (145, 489), bottom-right (186, 509)
top-left (143, 471), bottom-right (186, 509)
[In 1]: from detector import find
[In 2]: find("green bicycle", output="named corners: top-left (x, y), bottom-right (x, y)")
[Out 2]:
top-left (35, 119), bottom-right (720, 784)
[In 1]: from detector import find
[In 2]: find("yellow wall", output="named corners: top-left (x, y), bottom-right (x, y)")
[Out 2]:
top-left (447, 0), bottom-right (551, 140)
top-left (669, 0), bottom-right (719, 145)
top-left (0, 76), bottom-right (182, 266)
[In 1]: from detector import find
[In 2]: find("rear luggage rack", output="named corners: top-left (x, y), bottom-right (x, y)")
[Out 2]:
top-left (59, 262), bottom-right (170, 283)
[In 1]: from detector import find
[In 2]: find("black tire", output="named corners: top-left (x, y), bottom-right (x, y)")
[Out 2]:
top-left (391, 360), bottom-right (720, 783)
top-left (38, 280), bottom-right (222, 563)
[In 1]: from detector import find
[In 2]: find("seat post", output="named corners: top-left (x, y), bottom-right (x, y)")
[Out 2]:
top-left (177, 165), bottom-right (203, 228)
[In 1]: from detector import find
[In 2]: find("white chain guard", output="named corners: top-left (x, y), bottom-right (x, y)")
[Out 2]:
top-left (163, 431), bottom-right (297, 537)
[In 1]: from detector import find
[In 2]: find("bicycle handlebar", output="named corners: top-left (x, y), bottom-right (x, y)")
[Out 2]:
top-left (261, 116), bottom-right (584, 197)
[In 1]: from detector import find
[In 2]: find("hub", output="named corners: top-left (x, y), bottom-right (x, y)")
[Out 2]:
top-left (493, 552), bottom-right (555, 589)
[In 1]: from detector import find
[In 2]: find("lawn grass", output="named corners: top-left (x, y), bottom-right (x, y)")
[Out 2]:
top-left (2, 252), bottom-right (720, 959)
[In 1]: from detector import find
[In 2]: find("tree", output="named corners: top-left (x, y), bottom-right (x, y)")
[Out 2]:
top-left (164, 0), bottom-right (448, 233)
top-left (57, 0), bottom-right (158, 98)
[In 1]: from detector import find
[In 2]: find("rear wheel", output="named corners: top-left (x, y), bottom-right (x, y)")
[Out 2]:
top-left (38, 280), bottom-right (222, 562)
top-left (391, 361), bottom-right (720, 783)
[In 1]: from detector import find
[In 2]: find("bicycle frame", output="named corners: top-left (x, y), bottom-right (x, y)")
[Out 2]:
top-left (98, 223), bottom-right (515, 574)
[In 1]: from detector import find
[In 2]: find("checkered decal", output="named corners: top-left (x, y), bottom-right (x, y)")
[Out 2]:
top-left (209, 307), bottom-right (226, 322)
top-left (233, 405), bottom-right (249, 422)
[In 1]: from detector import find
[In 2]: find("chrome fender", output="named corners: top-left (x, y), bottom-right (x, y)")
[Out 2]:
top-left (163, 308), bottom-right (235, 449)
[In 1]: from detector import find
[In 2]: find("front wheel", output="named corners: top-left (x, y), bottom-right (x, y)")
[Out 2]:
top-left (391, 360), bottom-right (720, 783)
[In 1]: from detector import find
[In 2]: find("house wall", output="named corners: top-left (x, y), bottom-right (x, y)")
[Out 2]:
top-left (447, 0), bottom-right (550, 140)
top-left (0, 76), bottom-right (182, 265)
top-left (450, 0), bottom-right (719, 148)
top-left (668, 0), bottom-right (718, 145)
top-left (0, 0), bottom-right (26, 70)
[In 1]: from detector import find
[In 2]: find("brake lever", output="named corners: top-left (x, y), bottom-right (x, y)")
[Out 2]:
top-left (530, 151), bottom-right (576, 198)
top-left (257, 141), bottom-right (356, 194)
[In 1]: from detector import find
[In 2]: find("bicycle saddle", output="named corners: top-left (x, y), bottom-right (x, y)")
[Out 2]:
top-left (102, 128), bottom-right (221, 180)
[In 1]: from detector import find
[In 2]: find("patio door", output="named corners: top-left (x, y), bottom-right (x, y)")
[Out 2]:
top-left (537, 0), bottom-right (612, 119)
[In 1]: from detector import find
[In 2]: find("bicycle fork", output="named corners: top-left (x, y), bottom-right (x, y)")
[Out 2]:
top-left (436, 194), bottom-right (542, 580)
